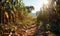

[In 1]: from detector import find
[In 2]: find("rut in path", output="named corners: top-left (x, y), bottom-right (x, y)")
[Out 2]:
top-left (16, 21), bottom-right (50, 36)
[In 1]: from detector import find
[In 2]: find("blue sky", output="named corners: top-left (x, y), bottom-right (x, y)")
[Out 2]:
top-left (22, 0), bottom-right (44, 13)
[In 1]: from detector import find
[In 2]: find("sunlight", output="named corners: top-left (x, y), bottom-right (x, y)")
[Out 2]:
top-left (31, 0), bottom-right (49, 13)
top-left (43, 0), bottom-right (49, 5)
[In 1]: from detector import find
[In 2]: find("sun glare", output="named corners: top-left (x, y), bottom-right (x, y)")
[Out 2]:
top-left (31, 0), bottom-right (49, 13)
top-left (43, 0), bottom-right (49, 5)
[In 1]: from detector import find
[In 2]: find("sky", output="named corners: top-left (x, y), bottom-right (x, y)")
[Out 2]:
top-left (22, 0), bottom-right (44, 13)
